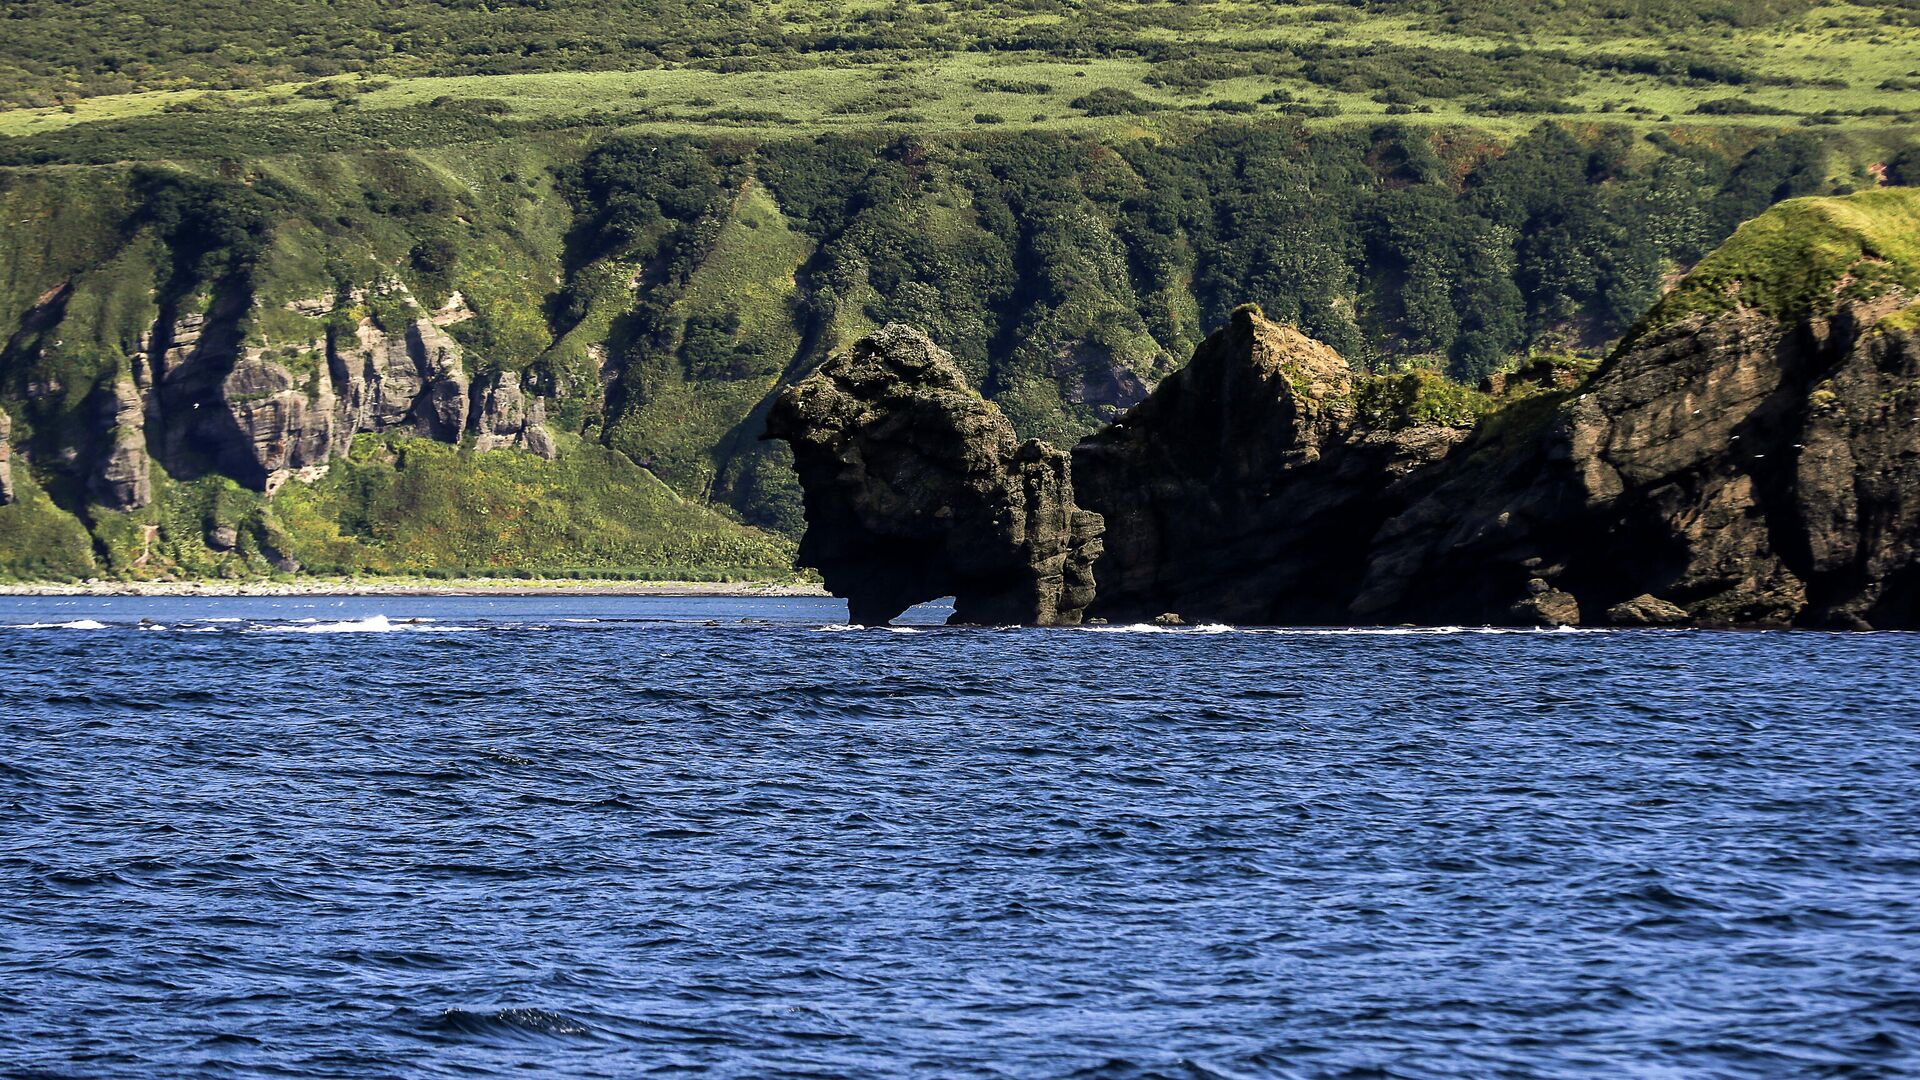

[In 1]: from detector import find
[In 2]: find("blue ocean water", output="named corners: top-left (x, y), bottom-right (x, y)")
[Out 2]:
top-left (1, 595), bottom-right (1917, 1079)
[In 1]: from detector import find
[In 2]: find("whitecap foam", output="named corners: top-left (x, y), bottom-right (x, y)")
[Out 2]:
top-left (258, 615), bottom-right (488, 634)
top-left (5, 619), bottom-right (110, 630)
top-left (267, 615), bottom-right (402, 634)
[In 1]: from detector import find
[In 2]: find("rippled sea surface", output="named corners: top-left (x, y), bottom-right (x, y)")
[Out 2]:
top-left (3, 595), bottom-right (1918, 1078)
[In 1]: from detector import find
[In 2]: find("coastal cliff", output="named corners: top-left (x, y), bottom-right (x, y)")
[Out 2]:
top-left (0, 124), bottom-right (1864, 584)
top-left (774, 190), bottom-right (1920, 627)
top-left (1356, 190), bottom-right (1920, 628)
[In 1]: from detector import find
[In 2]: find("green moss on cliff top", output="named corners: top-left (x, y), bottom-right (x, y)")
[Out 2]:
top-left (1635, 187), bottom-right (1920, 340)
top-left (1352, 369), bottom-right (1496, 429)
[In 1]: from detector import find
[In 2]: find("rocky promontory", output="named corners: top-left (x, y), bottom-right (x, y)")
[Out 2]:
top-left (1356, 191), bottom-right (1920, 629)
top-left (770, 191), bottom-right (1920, 628)
top-left (765, 325), bottom-right (1101, 626)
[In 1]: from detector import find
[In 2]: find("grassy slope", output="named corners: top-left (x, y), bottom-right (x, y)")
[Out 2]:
top-left (2, 2), bottom-right (1918, 155)
top-left (0, 433), bottom-right (795, 584)
top-left (1638, 186), bottom-right (1920, 333)
top-left (603, 179), bottom-right (812, 500)
top-left (271, 435), bottom-right (792, 579)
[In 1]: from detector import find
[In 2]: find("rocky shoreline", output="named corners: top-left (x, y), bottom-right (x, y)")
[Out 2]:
top-left (0, 578), bottom-right (828, 598)
top-left (765, 192), bottom-right (1920, 629)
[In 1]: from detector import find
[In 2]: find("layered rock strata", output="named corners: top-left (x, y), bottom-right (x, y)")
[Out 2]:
top-left (1355, 294), bottom-right (1920, 628)
top-left (0, 410), bottom-right (13, 505)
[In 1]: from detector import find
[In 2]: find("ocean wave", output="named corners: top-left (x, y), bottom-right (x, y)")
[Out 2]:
top-left (258, 615), bottom-right (463, 634)
top-left (3, 619), bottom-right (110, 630)
top-left (431, 1006), bottom-right (596, 1041)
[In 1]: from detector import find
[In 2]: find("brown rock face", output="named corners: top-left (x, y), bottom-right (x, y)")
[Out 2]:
top-left (0, 410), bottom-right (13, 506)
top-left (330, 317), bottom-right (470, 443)
top-left (471, 371), bottom-right (557, 459)
top-left (1072, 307), bottom-right (1469, 624)
top-left (765, 324), bottom-right (1103, 626)
top-left (132, 292), bottom-right (489, 493)
top-left (1355, 295), bottom-right (1920, 628)
top-left (90, 378), bottom-right (153, 510)
top-left (1607, 594), bottom-right (1691, 627)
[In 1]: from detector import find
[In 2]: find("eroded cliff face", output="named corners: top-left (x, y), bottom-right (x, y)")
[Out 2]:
top-left (1355, 294), bottom-right (1920, 628)
top-left (72, 283), bottom-right (557, 508)
top-left (765, 324), bottom-right (1102, 626)
top-left (0, 410), bottom-right (13, 506)
top-left (1073, 307), bottom-right (1472, 624)
top-left (471, 370), bottom-right (557, 459)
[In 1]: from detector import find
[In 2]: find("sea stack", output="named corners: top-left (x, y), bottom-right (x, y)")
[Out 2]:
top-left (769, 191), bottom-right (1920, 630)
top-left (764, 324), bottom-right (1103, 626)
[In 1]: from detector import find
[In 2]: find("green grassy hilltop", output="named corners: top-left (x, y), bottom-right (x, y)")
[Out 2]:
top-left (3, 0), bottom-right (1919, 143)
top-left (0, 0), bottom-right (1913, 582)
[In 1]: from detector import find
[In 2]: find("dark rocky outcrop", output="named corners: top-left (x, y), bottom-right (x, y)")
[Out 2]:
top-left (765, 324), bottom-right (1102, 626)
top-left (774, 292), bottom-right (1920, 630)
top-left (1073, 306), bottom-right (1472, 624)
top-left (1355, 293), bottom-right (1920, 628)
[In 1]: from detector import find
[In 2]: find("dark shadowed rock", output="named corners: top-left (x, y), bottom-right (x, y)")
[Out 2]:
top-left (1354, 295), bottom-right (1920, 628)
top-left (764, 324), bottom-right (1102, 626)
top-left (1072, 306), bottom-right (1471, 624)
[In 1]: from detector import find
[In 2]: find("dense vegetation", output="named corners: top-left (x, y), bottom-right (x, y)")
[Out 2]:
top-left (0, 0), bottom-right (1914, 581)
top-left (3, 0), bottom-right (1918, 152)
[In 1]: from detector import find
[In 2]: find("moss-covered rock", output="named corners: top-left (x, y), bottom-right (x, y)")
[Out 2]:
top-left (1632, 188), bottom-right (1920, 342)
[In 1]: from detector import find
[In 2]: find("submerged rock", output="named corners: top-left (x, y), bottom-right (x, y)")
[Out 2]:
top-left (765, 324), bottom-right (1102, 626)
